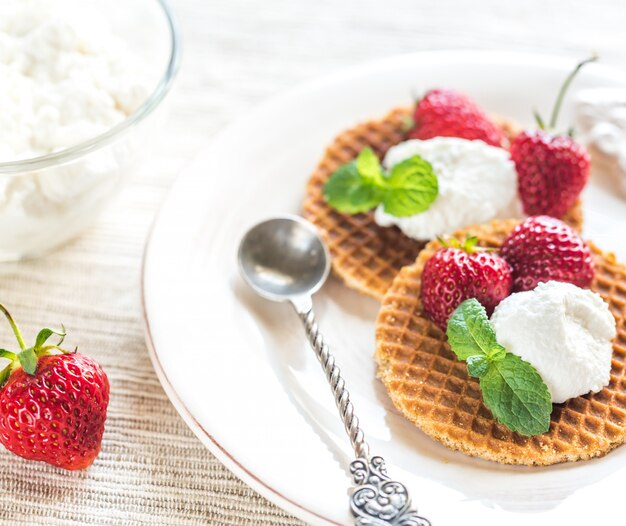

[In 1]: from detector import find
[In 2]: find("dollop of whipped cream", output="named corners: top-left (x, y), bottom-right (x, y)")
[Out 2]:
top-left (373, 138), bottom-right (520, 240)
top-left (491, 281), bottom-right (616, 404)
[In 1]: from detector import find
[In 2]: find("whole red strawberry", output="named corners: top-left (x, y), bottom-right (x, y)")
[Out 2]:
top-left (500, 215), bottom-right (595, 292)
top-left (512, 130), bottom-right (590, 217)
top-left (0, 307), bottom-right (109, 470)
top-left (421, 237), bottom-right (513, 331)
top-left (409, 89), bottom-right (505, 147)
top-left (512, 56), bottom-right (596, 218)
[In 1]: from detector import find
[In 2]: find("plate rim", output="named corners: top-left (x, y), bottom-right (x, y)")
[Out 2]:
top-left (140, 285), bottom-right (339, 525)
top-left (141, 48), bottom-right (626, 525)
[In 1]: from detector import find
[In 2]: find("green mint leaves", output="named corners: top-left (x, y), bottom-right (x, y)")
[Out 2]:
top-left (446, 299), bottom-right (552, 436)
top-left (321, 161), bottom-right (384, 214)
top-left (446, 299), bottom-right (502, 361)
top-left (480, 354), bottom-right (553, 436)
top-left (383, 156), bottom-right (439, 216)
top-left (323, 147), bottom-right (438, 217)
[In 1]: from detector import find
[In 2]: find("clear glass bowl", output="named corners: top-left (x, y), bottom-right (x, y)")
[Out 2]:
top-left (0, 0), bottom-right (180, 261)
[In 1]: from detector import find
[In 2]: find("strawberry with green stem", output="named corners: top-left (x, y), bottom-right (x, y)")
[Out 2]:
top-left (0, 305), bottom-right (109, 470)
top-left (511, 56), bottom-right (596, 218)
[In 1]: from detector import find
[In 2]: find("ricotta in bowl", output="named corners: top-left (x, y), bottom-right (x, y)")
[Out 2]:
top-left (0, 0), bottom-right (178, 260)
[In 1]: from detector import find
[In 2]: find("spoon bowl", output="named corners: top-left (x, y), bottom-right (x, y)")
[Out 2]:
top-left (238, 216), bottom-right (330, 302)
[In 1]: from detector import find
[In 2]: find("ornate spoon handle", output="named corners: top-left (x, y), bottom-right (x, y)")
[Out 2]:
top-left (293, 299), bottom-right (431, 526)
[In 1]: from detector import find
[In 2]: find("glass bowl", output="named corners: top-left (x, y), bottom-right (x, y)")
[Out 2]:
top-left (0, 0), bottom-right (180, 261)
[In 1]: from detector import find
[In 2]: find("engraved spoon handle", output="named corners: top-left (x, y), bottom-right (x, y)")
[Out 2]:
top-left (292, 298), bottom-right (431, 526)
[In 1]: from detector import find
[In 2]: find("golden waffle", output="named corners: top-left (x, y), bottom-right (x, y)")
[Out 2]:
top-left (303, 108), bottom-right (583, 301)
top-left (375, 219), bottom-right (626, 466)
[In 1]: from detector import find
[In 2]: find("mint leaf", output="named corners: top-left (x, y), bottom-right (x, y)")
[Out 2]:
top-left (17, 348), bottom-right (37, 375)
top-left (382, 156), bottom-right (438, 217)
top-left (323, 149), bottom-right (438, 217)
top-left (480, 353), bottom-right (551, 436)
top-left (488, 344), bottom-right (506, 362)
top-left (356, 147), bottom-right (383, 182)
top-left (323, 161), bottom-right (385, 214)
top-left (467, 355), bottom-right (489, 378)
top-left (446, 298), bottom-right (553, 436)
top-left (446, 299), bottom-right (499, 360)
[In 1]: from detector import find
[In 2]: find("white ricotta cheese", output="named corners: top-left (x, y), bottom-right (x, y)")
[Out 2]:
top-left (0, 0), bottom-right (153, 259)
top-left (0, 0), bottom-right (148, 161)
top-left (374, 138), bottom-right (520, 240)
top-left (490, 281), bottom-right (616, 404)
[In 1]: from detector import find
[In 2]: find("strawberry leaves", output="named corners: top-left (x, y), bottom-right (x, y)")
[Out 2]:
top-left (0, 350), bottom-right (16, 361)
top-left (0, 350), bottom-right (16, 388)
top-left (34, 326), bottom-right (66, 353)
top-left (17, 348), bottom-right (37, 375)
top-left (323, 147), bottom-right (438, 217)
top-left (447, 298), bottom-right (552, 436)
top-left (0, 304), bottom-right (72, 388)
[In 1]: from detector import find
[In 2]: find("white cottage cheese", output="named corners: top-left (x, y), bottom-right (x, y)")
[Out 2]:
top-left (491, 281), bottom-right (616, 404)
top-left (374, 138), bottom-right (520, 240)
top-left (0, 0), bottom-right (148, 161)
top-left (0, 0), bottom-right (153, 259)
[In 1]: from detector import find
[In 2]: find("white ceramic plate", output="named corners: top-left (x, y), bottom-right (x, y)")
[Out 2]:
top-left (142, 51), bottom-right (626, 525)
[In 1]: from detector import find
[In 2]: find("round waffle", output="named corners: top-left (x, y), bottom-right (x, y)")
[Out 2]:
top-left (375, 219), bottom-right (626, 466)
top-left (302, 108), bottom-right (583, 301)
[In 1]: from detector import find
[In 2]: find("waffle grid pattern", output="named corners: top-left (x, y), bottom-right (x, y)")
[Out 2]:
top-left (303, 108), bottom-right (423, 300)
top-left (375, 219), bottom-right (626, 465)
top-left (303, 109), bottom-right (583, 301)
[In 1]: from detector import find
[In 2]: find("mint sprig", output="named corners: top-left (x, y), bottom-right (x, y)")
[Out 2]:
top-left (446, 299), bottom-right (552, 436)
top-left (323, 148), bottom-right (438, 217)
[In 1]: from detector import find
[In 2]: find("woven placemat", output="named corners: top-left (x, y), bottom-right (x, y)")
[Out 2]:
top-left (0, 162), bottom-right (304, 525)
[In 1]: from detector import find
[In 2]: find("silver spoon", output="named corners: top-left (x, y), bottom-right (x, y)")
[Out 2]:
top-left (238, 215), bottom-right (430, 526)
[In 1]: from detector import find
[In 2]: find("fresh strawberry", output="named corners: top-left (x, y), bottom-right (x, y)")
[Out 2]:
top-left (512, 56), bottom-right (596, 218)
top-left (421, 237), bottom-right (513, 331)
top-left (408, 89), bottom-right (505, 147)
top-left (512, 130), bottom-right (590, 218)
top-left (500, 215), bottom-right (595, 292)
top-left (0, 307), bottom-right (109, 470)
